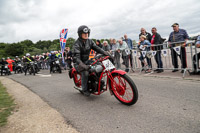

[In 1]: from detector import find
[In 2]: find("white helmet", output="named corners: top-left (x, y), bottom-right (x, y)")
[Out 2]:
top-left (26, 53), bottom-right (30, 56)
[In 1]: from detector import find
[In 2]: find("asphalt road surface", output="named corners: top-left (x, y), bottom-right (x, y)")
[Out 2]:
top-left (9, 70), bottom-right (200, 133)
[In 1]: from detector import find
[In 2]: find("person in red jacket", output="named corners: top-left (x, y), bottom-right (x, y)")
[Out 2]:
top-left (6, 57), bottom-right (15, 72)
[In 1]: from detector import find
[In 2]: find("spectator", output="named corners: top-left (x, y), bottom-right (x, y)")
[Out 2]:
top-left (139, 28), bottom-right (152, 42)
top-left (191, 35), bottom-right (200, 74)
top-left (102, 41), bottom-right (110, 51)
top-left (110, 39), bottom-right (119, 66)
top-left (66, 47), bottom-right (73, 69)
top-left (109, 38), bottom-right (113, 50)
top-left (138, 35), bottom-right (152, 73)
top-left (124, 34), bottom-right (134, 70)
top-left (95, 40), bottom-right (103, 55)
top-left (168, 23), bottom-right (189, 73)
top-left (112, 39), bottom-right (120, 69)
top-left (111, 39), bottom-right (119, 53)
top-left (151, 27), bottom-right (164, 73)
top-left (139, 28), bottom-right (152, 69)
top-left (96, 40), bottom-right (103, 48)
top-left (41, 53), bottom-right (46, 69)
top-left (45, 52), bottom-right (50, 70)
top-left (118, 39), bottom-right (130, 72)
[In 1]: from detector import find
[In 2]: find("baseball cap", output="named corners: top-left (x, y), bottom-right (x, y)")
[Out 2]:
top-left (171, 23), bottom-right (179, 27)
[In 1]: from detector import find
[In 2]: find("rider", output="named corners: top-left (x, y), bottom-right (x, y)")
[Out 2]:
top-left (72, 25), bottom-right (110, 96)
top-left (50, 51), bottom-right (58, 73)
top-left (24, 53), bottom-right (34, 63)
top-left (14, 56), bottom-right (22, 73)
top-left (6, 57), bottom-right (14, 72)
top-left (55, 51), bottom-right (61, 58)
top-left (24, 53), bottom-right (34, 73)
top-left (0, 58), bottom-right (8, 76)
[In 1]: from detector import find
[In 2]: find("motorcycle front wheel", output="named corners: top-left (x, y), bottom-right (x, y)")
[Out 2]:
top-left (110, 73), bottom-right (138, 106)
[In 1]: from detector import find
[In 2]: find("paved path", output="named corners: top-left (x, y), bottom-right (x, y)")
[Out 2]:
top-left (9, 70), bottom-right (200, 133)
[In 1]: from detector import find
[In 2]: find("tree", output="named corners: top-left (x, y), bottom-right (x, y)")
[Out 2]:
top-left (20, 40), bottom-right (33, 47)
top-left (5, 43), bottom-right (24, 57)
top-left (30, 48), bottom-right (42, 55)
top-left (91, 38), bottom-right (96, 43)
top-left (0, 43), bottom-right (7, 58)
top-left (66, 37), bottom-right (75, 49)
top-left (49, 43), bottom-right (59, 51)
top-left (100, 39), bottom-right (105, 43)
top-left (43, 47), bottom-right (48, 53)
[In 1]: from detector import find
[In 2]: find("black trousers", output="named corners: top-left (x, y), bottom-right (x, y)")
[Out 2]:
top-left (50, 62), bottom-right (54, 72)
top-left (66, 59), bottom-right (72, 69)
top-left (129, 50), bottom-right (133, 68)
top-left (171, 47), bottom-right (187, 69)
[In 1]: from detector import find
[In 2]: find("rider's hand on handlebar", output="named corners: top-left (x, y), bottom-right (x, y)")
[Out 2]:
top-left (79, 62), bottom-right (90, 71)
top-left (104, 51), bottom-right (114, 59)
top-left (103, 51), bottom-right (110, 56)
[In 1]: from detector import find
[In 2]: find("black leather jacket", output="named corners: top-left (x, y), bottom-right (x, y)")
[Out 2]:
top-left (73, 38), bottom-right (105, 65)
top-left (152, 33), bottom-right (163, 51)
top-left (139, 32), bottom-right (152, 42)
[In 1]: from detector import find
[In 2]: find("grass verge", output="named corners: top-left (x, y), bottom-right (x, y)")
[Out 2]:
top-left (0, 82), bottom-right (15, 127)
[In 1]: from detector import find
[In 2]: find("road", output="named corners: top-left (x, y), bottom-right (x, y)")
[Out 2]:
top-left (9, 70), bottom-right (200, 133)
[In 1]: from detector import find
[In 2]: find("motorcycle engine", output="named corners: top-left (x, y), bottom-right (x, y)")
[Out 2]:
top-left (88, 74), bottom-right (99, 93)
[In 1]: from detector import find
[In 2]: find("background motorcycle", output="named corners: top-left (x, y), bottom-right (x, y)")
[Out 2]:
top-left (24, 62), bottom-right (36, 76)
top-left (14, 62), bottom-right (23, 74)
top-left (69, 55), bottom-right (138, 106)
top-left (34, 61), bottom-right (40, 73)
top-left (0, 64), bottom-right (11, 76)
top-left (51, 58), bottom-right (62, 73)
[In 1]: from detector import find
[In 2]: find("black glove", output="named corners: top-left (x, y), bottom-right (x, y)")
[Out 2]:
top-left (77, 62), bottom-right (90, 72)
top-left (103, 51), bottom-right (110, 56)
top-left (104, 51), bottom-right (114, 60)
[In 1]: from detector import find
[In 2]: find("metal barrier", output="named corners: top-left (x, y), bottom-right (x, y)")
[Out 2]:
top-left (129, 40), bottom-right (200, 78)
top-left (194, 39), bottom-right (200, 73)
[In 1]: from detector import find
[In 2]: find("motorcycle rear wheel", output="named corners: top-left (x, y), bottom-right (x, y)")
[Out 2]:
top-left (32, 67), bottom-right (35, 76)
top-left (110, 73), bottom-right (138, 106)
top-left (73, 72), bottom-right (82, 88)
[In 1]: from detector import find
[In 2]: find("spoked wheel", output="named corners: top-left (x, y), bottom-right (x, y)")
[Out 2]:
top-left (32, 67), bottom-right (35, 76)
top-left (110, 73), bottom-right (138, 106)
top-left (57, 66), bottom-right (62, 73)
top-left (73, 72), bottom-right (83, 94)
top-left (28, 68), bottom-right (32, 75)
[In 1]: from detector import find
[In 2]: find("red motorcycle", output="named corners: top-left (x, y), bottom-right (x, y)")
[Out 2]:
top-left (69, 55), bottom-right (138, 106)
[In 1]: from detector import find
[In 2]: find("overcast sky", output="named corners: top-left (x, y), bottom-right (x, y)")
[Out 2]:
top-left (0, 0), bottom-right (200, 43)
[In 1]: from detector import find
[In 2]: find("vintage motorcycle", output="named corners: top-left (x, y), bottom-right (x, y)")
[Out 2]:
top-left (69, 55), bottom-right (138, 106)
top-left (51, 58), bottom-right (62, 73)
top-left (14, 62), bottom-right (23, 74)
top-left (24, 62), bottom-right (36, 76)
top-left (0, 64), bottom-right (11, 76)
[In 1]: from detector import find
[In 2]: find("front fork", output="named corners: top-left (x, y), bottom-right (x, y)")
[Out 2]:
top-left (106, 71), bottom-right (126, 96)
top-left (106, 71), bottom-right (119, 95)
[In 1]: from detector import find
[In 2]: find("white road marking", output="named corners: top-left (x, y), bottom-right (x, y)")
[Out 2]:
top-left (37, 74), bottom-right (52, 77)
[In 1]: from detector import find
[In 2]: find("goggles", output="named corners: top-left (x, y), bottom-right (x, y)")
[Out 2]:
top-left (83, 28), bottom-right (90, 33)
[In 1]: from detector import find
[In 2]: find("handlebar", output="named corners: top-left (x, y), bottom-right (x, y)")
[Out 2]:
top-left (91, 55), bottom-right (111, 66)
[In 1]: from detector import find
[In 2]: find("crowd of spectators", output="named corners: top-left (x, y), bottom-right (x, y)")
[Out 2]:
top-left (93, 23), bottom-right (200, 74)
